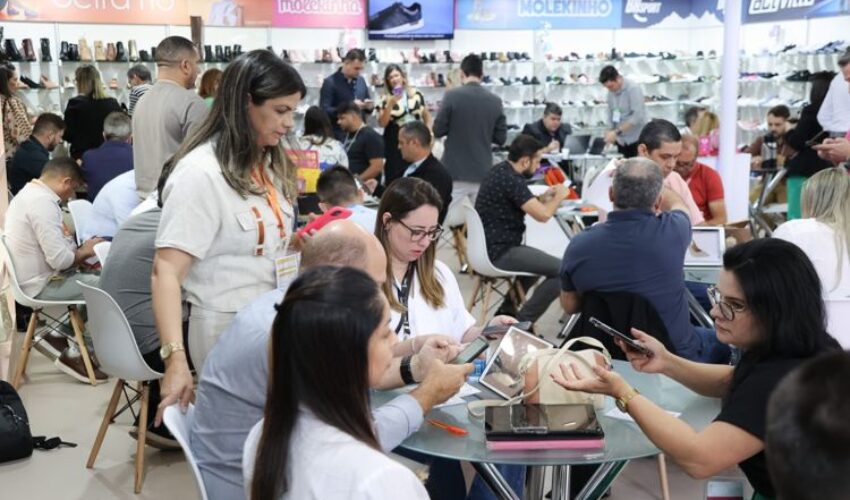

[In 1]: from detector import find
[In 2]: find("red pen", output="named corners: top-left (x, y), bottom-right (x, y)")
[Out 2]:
top-left (428, 419), bottom-right (468, 436)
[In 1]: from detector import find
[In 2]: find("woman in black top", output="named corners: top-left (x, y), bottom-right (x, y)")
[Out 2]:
top-left (376, 64), bottom-right (430, 186)
top-left (63, 65), bottom-right (122, 160)
top-left (553, 238), bottom-right (840, 500)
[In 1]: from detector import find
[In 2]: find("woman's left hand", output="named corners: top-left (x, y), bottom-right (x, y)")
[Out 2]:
top-left (487, 315), bottom-right (517, 327)
top-left (550, 362), bottom-right (631, 399)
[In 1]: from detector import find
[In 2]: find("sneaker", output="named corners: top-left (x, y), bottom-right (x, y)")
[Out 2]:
top-left (129, 425), bottom-right (181, 450)
top-left (368, 2), bottom-right (424, 35)
top-left (34, 329), bottom-right (68, 360)
top-left (54, 346), bottom-right (108, 384)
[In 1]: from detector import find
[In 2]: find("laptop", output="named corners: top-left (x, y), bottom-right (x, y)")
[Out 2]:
top-left (564, 135), bottom-right (591, 155)
top-left (588, 137), bottom-right (607, 155)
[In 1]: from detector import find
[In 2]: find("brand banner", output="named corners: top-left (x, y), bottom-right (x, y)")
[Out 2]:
top-left (456, 0), bottom-right (622, 29)
top-left (743, 0), bottom-right (849, 23)
top-left (273, 0), bottom-right (366, 28)
top-left (620, 0), bottom-right (693, 27)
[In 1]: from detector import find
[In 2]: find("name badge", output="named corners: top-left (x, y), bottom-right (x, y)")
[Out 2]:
top-left (612, 108), bottom-right (621, 124)
top-left (275, 250), bottom-right (300, 291)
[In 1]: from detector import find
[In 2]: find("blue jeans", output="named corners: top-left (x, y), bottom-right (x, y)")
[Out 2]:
top-left (693, 326), bottom-right (732, 364)
top-left (467, 464), bottom-right (525, 500)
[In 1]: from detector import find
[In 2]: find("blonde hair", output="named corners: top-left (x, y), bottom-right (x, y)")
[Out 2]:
top-left (75, 65), bottom-right (108, 100)
top-left (801, 167), bottom-right (850, 291)
top-left (692, 111), bottom-right (719, 137)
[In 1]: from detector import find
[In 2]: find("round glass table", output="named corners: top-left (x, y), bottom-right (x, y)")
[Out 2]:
top-left (373, 360), bottom-right (721, 500)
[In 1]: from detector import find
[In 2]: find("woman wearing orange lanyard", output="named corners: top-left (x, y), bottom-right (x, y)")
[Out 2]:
top-left (152, 50), bottom-right (305, 421)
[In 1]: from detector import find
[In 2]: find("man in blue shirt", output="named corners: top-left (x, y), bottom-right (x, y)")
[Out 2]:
top-left (81, 111), bottom-right (133, 201)
top-left (8, 113), bottom-right (65, 195)
top-left (320, 49), bottom-right (374, 140)
top-left (560, 157), bottom-right (729, 363)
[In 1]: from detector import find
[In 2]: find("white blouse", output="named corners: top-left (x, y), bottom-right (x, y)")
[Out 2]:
top-left (774, 218), bottom-right (850, 298)
top-left (390, 259), bottom-right (477, 343)
top-left (297, 135), bottom-right (349, 169)
top-left (242, 414), bottom-right (428, 500)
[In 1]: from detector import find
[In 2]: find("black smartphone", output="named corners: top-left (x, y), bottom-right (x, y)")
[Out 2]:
top-left (588, 317), bottom-right (654, 357)
top-left (805, 130), bottom-right (829, 147)
top-left (451, 336), bottom-right (490, 364)
top-left (481, 321), bottom-right (533, 340)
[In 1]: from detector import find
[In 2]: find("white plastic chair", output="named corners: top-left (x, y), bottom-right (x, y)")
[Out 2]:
top-left (163, 404), bottom-right (210, 500)
top-left (79, 281), bottom-right (161, 493)
top-left (441, 198), bottom-right (470, 270)
top-left (93, 241), bottom-right (111, 267)
top-left (0, 235), bottom-right (98, 388)
top-left (68, 199), bottom-right (95, 245)
top-left (826, 298), bottom-right (850, 349)
top-left (462, 200), bottom-right (536, 323)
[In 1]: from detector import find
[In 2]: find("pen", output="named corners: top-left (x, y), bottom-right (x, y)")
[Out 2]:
top-left (427, 419), bottom-right (468, 436)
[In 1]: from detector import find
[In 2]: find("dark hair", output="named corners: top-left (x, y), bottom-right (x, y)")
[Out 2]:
top-left (599, 65), bottom-right (619, 84)
top-left (41, 157), bottom-right (83, 182)
top-left (250, 266), bottom-right (385, 500)
top-left (303, 106), bottom-right (333, 142)
top-left (684, 106), bottom-right (703, 128)
top-left (460, 54), bottom-right (483, 79)
top-left (809, 71), bottom-right (835, 112)
top-left (508, 134), bottom-right (544, 162)
top-left (343, 49), bottom-right (366, 62)
top-left (155, 36), bottom-right (197, 65)
top-left (160, 50), bottom-right (306, 201)
top-left (336, 101), bottom-right (362, 118)
top-left (0, 65), bottom-right (16, 98)
top-left (544, 102), bottom-right (562, 117)
top-left (399, 121), bottom-right (431, 148)
top-left (198, 68), bottom-right (223, 99)
top-left (638, 119), bottom-right (682, 153)
top-left (316, 166), bottom-right (359, 206)
top-left (126, 64), bottom-right (152, 82)
top-left (32, 113), bottom-right (66, 136)
top-left (723, 238), bottom-right (839, 359)
top-left (767, 105), bottom-right (790, 120)
top-left (767, 351), bottom-right (850, 500)
top-left (383, 63), bottom-right (406, 92)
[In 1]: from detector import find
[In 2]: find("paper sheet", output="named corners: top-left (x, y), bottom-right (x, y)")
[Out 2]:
top-left (433, 383), bottom-right (481, 408)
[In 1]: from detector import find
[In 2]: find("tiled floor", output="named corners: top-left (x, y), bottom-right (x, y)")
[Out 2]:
top-left (0, 243), bottom-right (750, 499)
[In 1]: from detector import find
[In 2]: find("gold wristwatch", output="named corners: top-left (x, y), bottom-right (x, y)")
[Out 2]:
top-left (160, 341), bottom-right (185, 361)
top-left (616, 387), bottom-right (640, 413)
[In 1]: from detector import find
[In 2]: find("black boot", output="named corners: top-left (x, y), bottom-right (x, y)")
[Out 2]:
top-left (115, 41), bottom-right (126, 61)
top-left (214, 45), bottom-right (224, 62)
top-left (22, 38), bottom-right (35, 61)
top-left (59, 41), bottom-right (69, 61)
top-left (5, 39), bottom-right (22, 61)
top-left (19, 75), bottom-right (41, 89)
top-left (69, 43), bottom-right (79, 61)
top-left (139, 49), bottom-right (150, 62)
top-left (39, 38), bottom-right (51, 62)
top-left (443, 50), bottom-right (453, 63)
top-left (204, 45), bottom-right (214, 62)
top-left (437, 73), bottom-right (446, 87)
top-left (224, 46), bottom-right (232, 62)
top-left (233, 44), bottom-right (242, 58)
top-left (150, 47), bottom-right (156, 61)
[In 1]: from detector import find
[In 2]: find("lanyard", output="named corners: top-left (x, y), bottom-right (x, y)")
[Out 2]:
top-left (393, 264), bottom-right (415, 339)
top-left (251, 165), bottom-right (286, 239)
top-left (344, 126), bottom-right (363, 152)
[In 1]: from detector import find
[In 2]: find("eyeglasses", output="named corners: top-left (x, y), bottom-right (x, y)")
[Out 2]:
top-left (395, 219), bottom-right (443, 242)
top-left (706, 285), bottom-right (747, 321)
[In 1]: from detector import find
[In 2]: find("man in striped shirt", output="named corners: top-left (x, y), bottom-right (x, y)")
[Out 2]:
top-left (127, 64), bottom-right (152, 116)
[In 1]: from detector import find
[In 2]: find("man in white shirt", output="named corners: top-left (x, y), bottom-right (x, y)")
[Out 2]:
top-left (83, 170), bottom-right (140, 240)
top-left (189, 219), bottom-right (471, 500)
top-left (817, 49), bottom-right (850, 136)
top-left (316, 166), bottom-right (377, 233)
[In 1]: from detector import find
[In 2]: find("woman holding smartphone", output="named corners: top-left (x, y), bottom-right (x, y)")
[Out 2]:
top-left (243, 266), bottom-right (429, 500)
top-left (376, 65), bottom-right (431, 187)
top-left (552, 238), bottom-right (840, 500)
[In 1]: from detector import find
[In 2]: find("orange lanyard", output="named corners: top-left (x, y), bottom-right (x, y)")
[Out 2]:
top-left (250, 165), bottom-right (286, 249)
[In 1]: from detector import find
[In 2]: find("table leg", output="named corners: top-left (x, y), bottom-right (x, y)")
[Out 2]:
top-left (575, 461), bottom-right (628, 500)
top-left (471, 462), bottom-right (520, 500)
top-left (524, 466), bottom-right (546, 500)
top-left (551, 465), bottom-right (571, 500)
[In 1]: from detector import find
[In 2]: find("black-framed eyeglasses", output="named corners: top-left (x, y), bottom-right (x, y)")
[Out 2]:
top-left (395, 219), bottom-right (443, 242)
top-left (706, 285), bottom-right (747, 321)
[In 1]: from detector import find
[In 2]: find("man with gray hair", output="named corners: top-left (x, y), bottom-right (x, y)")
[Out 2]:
top-left (126, 64), bottom-right (152, 116)
top-left (81, 111), bottom-right (134, 201)
top-left (560, 157), bottom-right (729, 362)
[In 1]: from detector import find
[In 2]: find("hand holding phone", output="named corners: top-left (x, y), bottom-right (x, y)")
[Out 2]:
top-left (451, 337), bottom-right (489, 364)
top-left (588, 317), bottom-right (653, 357)
top-left (805, 130), bottom-right (829, 148)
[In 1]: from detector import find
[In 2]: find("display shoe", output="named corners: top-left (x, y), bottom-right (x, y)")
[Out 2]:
top-left (78, 38), bottom-right (93, 61)
top-left (223, 46), bottom-right (232, 62)
top-left (5, 39), bottom-right (22, 61)
top-left (115, 41), bottom-right (127, 62)
top-left (21, 38), bottom-right (36, 61)
top-left (105, 42), bottom-right (116, 61)
top-left (280, 49), bottom-right (291, 62)
top-left (40, 75), bottom-right (57, 89)
top-left (203, 45), bottom-right (213, 62)
top-left (368, 48), bottom-right (378, 62)
top-left (94, 40), bottom-right (106, 61)
top-left (214, 45), bottom-right (224, 62)
top-left (233, 44), bottom-right (243, 58)
top-left (63, 76), bottom-right (75, 89)
top-left (128, 40), bottom-right (138, 61)
top-left (437, 73), bottom-right (446, 87)
top-left (108, 76), bottom-right (118, 89)
top-left (68, 44), bottom-right (79, 61)
top-left (321, 49), bottom-right (332, 63)
top-left (498, 52), bottom-right (508, 63)
top-left (54, 346), bottom-right (108, 384)
top-left (370, 73), bottom-right (381, 87)
top-left (443, 50), bottom-right (453, 63)
top-left (58, 41), bottom-right (70, 61)
top-left (138, 49), bottom-right (150, 62)
top-left (19, 75), bottom-right (41, 89)
top-left (150, 47), bottom-right (156, 60)
top-left (40, 37), bottom-right (51, 62)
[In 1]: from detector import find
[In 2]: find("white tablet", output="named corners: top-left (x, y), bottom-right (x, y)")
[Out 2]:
top-left (479, 326), bottom-right (553, 400)
top-left (685, 226), bottom-right (726, 267)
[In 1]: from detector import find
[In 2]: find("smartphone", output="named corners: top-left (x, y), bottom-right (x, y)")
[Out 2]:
top-left (452, 337), bottom-right (490, 365)
top-left (481, 321), bottom-right (532, 340)
top-left (805, 130), bottom-right (829, 147)
top-left (296, 206), bottom-right (352, 238)
top-left (588, 317), bottom-right (653, 357)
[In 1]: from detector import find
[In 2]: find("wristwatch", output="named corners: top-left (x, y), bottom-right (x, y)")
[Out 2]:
top-left (616, 387), bottom-right (640, 413)
top-left (400, 356), bottom-right (415, 385)
top-left (159, 341), bottom-right (185, 361)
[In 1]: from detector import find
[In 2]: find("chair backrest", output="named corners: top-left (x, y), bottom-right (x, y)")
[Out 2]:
top-left (826, 298), bottom-right (850, 349)
top-left (163, 404), bottom-right (209, 500)
top-left (0, 234), bottom-right (83, 308)
top-left (443, 197), bottom-right (467, 228)
top-left (461, 200), bottom-right (511, 278)
top-left (67, 199), bottom-right (94, 245)
top-left (93, 241), bottom-right (111, 267)
top-left (77, 281), bottom-right (161, 382)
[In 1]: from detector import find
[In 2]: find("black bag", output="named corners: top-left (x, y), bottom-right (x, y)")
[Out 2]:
top-left (0, 380), bottom-right (33, 463)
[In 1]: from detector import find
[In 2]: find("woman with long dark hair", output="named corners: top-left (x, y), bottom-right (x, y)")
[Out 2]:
top-left (376, 64), bottom-right (430, 185)
top-left (152, 50), bottom-right (306, 420)
top-left (63, 64), bottom-right (122, 159)
top-left (243, 266), bottom-right (428, 500)
top-left (297, 106), bottom-right (348, 169)
top-left (0, 64), bottom-right (32, 157)
top-left (553, 238), bottom-right (841, 500)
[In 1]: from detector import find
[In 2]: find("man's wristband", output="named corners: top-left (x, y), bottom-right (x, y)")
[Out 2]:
top-left (400, 356), bottom-right (415, 385)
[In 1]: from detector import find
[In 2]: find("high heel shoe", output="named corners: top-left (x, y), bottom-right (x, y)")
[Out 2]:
top-left (5, 39), bottom-right (23, 61)
top-left (22, 38), bottom-right (36, 61)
